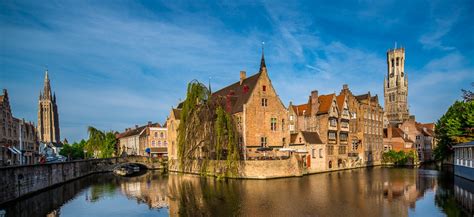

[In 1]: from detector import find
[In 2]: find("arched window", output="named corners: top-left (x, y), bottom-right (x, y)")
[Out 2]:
top-left (154, 132), bottom-right (158, 137)
top-left (328, 161), bottom-right (332, 169)
top-left (152, 141), bottom-right (155, 146)
top-left (160, 132), bottom-right (164, 138)
top-left (158, 141), bottom-right (162, 146)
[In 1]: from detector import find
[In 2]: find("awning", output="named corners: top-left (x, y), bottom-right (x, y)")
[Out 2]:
top-left (279, 148), bottom-right (296, 152)
top-left (12, 146), bottom-right (22, 154)
top-left (7, 147), bottom-right (21, 155)
top-left (295, 149), bottom-right (308, 153)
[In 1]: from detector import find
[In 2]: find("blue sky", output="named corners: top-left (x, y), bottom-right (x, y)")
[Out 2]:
top-left (1, 0), bottom-right (473, 142)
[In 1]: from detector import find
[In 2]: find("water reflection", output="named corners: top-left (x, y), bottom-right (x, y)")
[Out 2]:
top-left (0, 167), bottom-right (472, 217)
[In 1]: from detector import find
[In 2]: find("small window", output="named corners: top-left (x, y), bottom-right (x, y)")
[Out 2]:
top-left (261, 98), bottom-right (268, 107)
top-left (154, 132), bottom-right (158, 137)
top-left (282, 137), bottom-right (286, 146)
top-left (260, 137), bottom-right (267, 147)
top-left (299, 137), bottom-right (302, 143)
top-left (262, 85), bottom-right (266, 91)
top-left (271, 118), bottom-right (277, 131)
top-left (319, 149), bottom-right (323, 158)
top-left (312, 149), bottom-right (316, 158)
top-left (152, 141), bottom-right (156, 146)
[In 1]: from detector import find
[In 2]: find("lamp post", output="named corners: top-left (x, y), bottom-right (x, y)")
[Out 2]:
top-left (84, 150), bottom-right (87, 160)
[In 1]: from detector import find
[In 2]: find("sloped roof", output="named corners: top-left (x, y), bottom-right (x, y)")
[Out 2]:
top-left (336, 94), bottom-right (345, 111)
top-left (391, 127), bottom-right (414, 143)
top-left (116, 125), bottom-right (148, 139)
top-left (292, 103), bottom-right (310, 116)
top-left (301, 131), bottom-right (323, 144)
top-left (172, 108), bottom-right (182, 120)
top-left (211, 72), bottom-right (261, 114)
top-left (318, 94), bottom-right (335, 114)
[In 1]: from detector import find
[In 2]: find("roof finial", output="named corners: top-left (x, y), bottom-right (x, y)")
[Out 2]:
top-left (208, 76), bottom-right (212, 94)
top-left (260, 41), bottom-right (266, 72)
top-left (394, 41), bottom-right (397, 49)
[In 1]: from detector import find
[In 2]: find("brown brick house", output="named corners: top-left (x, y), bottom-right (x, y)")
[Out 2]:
top-left (289, 131), bottom-right (324, 172)
top-left (339, 85), bottom-right (384, 166)
top-left (166, 108), bottom-right (181, 160)
top-left (383, 126), bottom-right (414, 153)
top-left (289, 91), bottom-right (350, 170)
top-left (167, 52), bottom-right (290, 160)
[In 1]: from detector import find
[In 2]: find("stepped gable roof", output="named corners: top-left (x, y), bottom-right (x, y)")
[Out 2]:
top-left (211, 72), bottom-right (261, 114)
top-left (301, 131), bottom-right (323, 144)
top-left (318, 94), bottom-right (335, 114)
top-left (355, 93), bottom-right (370, 102)
top-left (292, 103), bottom-right (310, 116)
top-left (336, 94), bottom-right (345, 111)
top-left (371, 95), bottom-right (378, 102)
top-left (172, 108), bottom-right (182, 120)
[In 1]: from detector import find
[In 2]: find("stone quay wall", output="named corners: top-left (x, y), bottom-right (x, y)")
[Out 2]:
top-left (0, 156), bottom-right (164, 204)
top-left (168, 155), bottom-right (304, 179)
top-left (0, 158), bottom-right (117, 204)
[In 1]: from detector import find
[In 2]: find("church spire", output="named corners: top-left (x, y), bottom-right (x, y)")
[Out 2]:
top-left (259, 42), bottom-right (267, 73)
top-left (43, 70), bottom-right (52, 99)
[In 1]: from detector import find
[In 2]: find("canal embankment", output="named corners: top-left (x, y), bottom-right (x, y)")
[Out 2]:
top-left (0, 156), bottom-right (165, 205)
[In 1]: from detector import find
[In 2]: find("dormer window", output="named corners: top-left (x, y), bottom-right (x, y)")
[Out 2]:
top-left (262, 85), bottom-right (266, 91)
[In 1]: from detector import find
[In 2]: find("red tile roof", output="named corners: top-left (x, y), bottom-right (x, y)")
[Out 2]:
top-left (318, 94), bottom-right (335, 114)
top-left (301, 131), bottom-right (323, 144)
top-left (292, 104), bottom-right (310, 116)
top-left (336, 94), bottom-right (345, 111)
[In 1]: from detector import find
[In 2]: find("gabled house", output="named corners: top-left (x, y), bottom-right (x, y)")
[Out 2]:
top-left (289, 131), bottom-right (324, 172)
top-left (167, 51), bottom-right (290, 160)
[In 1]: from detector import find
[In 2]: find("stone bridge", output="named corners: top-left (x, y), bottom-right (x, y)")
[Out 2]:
top-left (0, 156), bottom-right (167, 204)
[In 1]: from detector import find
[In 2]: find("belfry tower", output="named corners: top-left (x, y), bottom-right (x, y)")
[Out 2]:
top-left (384, 48), bottom-right (409, 125)
top-left (38, 70), bottom-right (61, 143)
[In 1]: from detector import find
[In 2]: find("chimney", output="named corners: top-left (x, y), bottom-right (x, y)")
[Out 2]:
top-left (240, 71), bottom-right (246, 85)
top-left (310, 90), bottom-right (319, 116)
top-left (343, 84), bottom-right (348, 90)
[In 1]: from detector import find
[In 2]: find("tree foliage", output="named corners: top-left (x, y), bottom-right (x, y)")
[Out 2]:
top-left (434, 100), bottom-right (474, 161)
top-left (85, 126), bottom-right (117, 158)
top-left (59, 139), bottom-right (86, 160)
top-left (382, 150), bottom-right (416, 165)
top-left (177, 80), bottom-right (240, 175)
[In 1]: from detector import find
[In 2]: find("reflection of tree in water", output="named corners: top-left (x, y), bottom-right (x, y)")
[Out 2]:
top-left (88, 183), bottom-right (117, 202)
top-left (434, 166), bottom-right (466, 216)
top-left (168, 175), bottom-right (241, 217)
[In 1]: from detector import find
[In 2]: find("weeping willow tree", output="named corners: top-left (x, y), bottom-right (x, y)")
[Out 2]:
top-left (177, 80), bottom-right (240, 176)
top-left (85, 126), bottom-right (117, 158)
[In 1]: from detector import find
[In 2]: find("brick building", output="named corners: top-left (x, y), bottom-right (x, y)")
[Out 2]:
top-left (398, 118), bottom-right (435, 162)
top-left (289, 91), bottom-right (350, 170)
top-left (1, 89), bottom-right (38, 166)
top-left (166, 108), bottom-right (181, 161)
top-left (383, 126), bottom-right (414, 153)
top-left (139, 122), bottom-right (167, 157)
top-left (167, 51), bottom-right (290, 160)
top-left (384, 48), bottom-right (409, 125)
top-left (339, 85), bottom-right (384, 166)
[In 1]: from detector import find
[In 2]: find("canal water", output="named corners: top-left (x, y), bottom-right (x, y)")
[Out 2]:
top-left (1, 166), bottom-right (472, 217)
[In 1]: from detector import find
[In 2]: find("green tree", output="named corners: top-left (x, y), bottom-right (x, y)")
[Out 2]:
top-left (434, 100), bottom-right (474, 161)
top-left (85, 126), bottom-right (117, 158)
top-left (59, 141), bottom-right (86, 160)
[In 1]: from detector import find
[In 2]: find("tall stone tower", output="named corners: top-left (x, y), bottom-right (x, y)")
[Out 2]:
top-left (384, 48), bottom-right (409, 125)
top-left (38, 70), bottom-right (60, 143)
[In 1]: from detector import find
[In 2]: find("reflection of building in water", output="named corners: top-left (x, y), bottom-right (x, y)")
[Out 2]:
top-left (454, 176), bottom-right (474, 215)
top-left (120, 173), bottom-right (169, 210)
